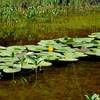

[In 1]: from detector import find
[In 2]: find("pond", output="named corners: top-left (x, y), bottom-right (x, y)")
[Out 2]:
top-left (0, 58), bottom-right (100, 100)
top-left (0, 32), bottom-right (100, 100)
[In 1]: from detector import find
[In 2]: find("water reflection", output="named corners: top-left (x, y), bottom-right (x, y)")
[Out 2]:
top-left (0, 57), bottom-right (100, 100)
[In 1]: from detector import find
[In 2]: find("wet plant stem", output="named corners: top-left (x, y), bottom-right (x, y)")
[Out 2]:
top-left (13, 72), bottom-right (14, 81)
top-left (33, 68), bottom-right (38, 87)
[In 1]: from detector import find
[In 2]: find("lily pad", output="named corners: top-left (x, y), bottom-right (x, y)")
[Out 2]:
top-left (73, 43), bottom-right (95, 48)
top-left (0, 57), bottom-right (19, 63)
top-left (0, 65), bottom-right (8, 70)
top-left (59, 56), bottom-right (78, 61)
top-left (37, 52), bottom-right (63, 61)
top-left (58, 52), bottom-right (78, 61)
top-left (38, 61), bottom-right (52, 67)
top-left (38, 40), bottom-right (57, 46)
top-left (7, 46), bottom-right (25, 50)
top-left (85, 51), bottom-right (95, 55)
top-left (25, 45), bottom-right (37, 51)
top-left (26, 45), bottom-right (47, 52)
top-left (73, 37), bottom-right (94, 43)
top-left (74, 52), bottom-right (87, 58)
top-left (21, 64), bottom-right (37, 69)
top-left (92, 32), bottom-right (100, 35)
top-left (55, 47), bottom-right (75, 53)
top-left (24, 57), bottom-right (35, 64)
top-left (85, 48), bottom-right (100, 56)
top-left (88, 32), bottom-right (100, 39)
top-left (0, 50), bottom-right (12, 57)
top-left (3, 67), bottom-right (21, 73)
top-left (0, 46), bottom-right (6, 50)
top-left (55, 37), bottom-right (67, 44)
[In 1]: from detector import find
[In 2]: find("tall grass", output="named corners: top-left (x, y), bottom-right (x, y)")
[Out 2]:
top-left (0, 0), bottom-right (99, 7)
top-left (0, 0), bottom-right (100, 45)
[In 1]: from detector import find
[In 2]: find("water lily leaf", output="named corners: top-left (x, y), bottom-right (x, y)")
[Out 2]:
top-left (92, 32), bottom-right (100, 35)
top-left (21, 64), bottom-right (37, 69)
top-left (3, 67), bottom-right (21, 73)
top-left (63, 51), bottom-right (87, 59)
top-left (0, 50), bottom-right (12, 57)
top-left (88, 32), bottom-right (100, 39)
top-left (0, 58), bottom-right (11, 62)
top-left (58, 52), bottom-right (78, 61)
top-left (55, 47), bottom-right (75, 53)
top-left (25, 45), bottom-right (37, 51)
top-left (26, 52), bottom-right (35, 56)
top-left (0, 62), bottom-right (13, 67)
top-left (53, 44), bottom-right (65, 49)
top-left (37, 52), bottom-right (63, 61)
top-left (34, 46), bottom-right (47, 51)
top-left (0, 50), bottom-right (21, 57)
top-left (0, 46), bottom-right (6, 50)
top-left (85, 51), bottom-right (96, 56)
top-left (59, 56), bottom-right (78, 61)
top-left (73, 43), bottom-right (95, 48)
top-left (0, 65), bottom-right (8, 70)
top-left (38, 61), bottom-right (52, 67)
top-left (26, 45), bottom-right (47, 51)
top-left (7, 46), bottom-right (25, 50)
top-left (24, 57), bottom-right (35, 64)
top-left (13, 64), bottom-right (21, 68)
top-left (91, 48), bottom-right (100, 52)
top-left (85, 48), bottom-right (100, 56)
top-left (74, 52), bottom-right (87, 57)
top-left (55, 38), bottom-right (67, 44)
top-left (41, 55), bottom-right (58, 61)
top-left (0, 57), bottom-right (19, 63)
top-left (38, 40), bottom-right (57, 46)
top-left (63, 52), bottom-right (76, 58)
top-left (94, 40), bottom-right (100, 44)
top-left (88, 34), bottom-right (96, 38)
top-left (73, 37), bottom-right (94, 43)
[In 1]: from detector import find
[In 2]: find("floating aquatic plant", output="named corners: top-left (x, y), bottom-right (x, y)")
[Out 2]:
top-left (88, 32), bottom-right (100, 39)
top-left (0, 32), bottom-right (99, 78)
top-left (85, 93), bottom-right (100, 100)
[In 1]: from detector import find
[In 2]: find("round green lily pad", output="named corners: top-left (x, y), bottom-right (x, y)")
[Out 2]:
top-left (3, 67), bottom-right (21, 73)
top-left (59, 58), bottom-right (78, 61)
top-left (21, 64), bottom-right (37, 69)
top-left (38, 61), bottom-right (52, 67)
top-left (38, 40), bottom-right (57, 46)
top-left (73, 37), bottom-right (94, 43)
top-left (0, 65), bottom-right (8, 70)
top-left (0, 46), bottom-right (6, 50)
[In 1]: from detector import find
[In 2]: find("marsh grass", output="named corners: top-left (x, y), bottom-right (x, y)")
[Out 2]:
top-left (0, 0), bottom-right (100, 45)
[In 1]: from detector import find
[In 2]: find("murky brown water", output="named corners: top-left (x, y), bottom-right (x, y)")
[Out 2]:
top-left (0, 56), bottom-right (100, 100)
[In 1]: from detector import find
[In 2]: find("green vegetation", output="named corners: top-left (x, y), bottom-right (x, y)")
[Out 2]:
top-left (85, 93), bottom-right (100, 100)
top-left (0, 0), bottom-right (100, 45)
top-left (0, 1), bottom-right (100, 99)
top-left (0, 32), bottom-right (99, 77)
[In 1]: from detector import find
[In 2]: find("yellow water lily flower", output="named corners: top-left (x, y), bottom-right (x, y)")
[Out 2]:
top-left (48, 46), bottom-right (53, 52)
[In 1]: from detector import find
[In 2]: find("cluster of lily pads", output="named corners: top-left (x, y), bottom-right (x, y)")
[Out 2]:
top-left (0, 32), bottom-right (100, 74)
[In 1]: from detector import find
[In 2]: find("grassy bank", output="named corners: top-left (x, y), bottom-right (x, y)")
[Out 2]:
top-left (0, 5), bottom-right (100, 45)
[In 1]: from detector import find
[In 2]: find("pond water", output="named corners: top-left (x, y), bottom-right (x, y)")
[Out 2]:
top-left (0, 56), bottom-right (100, 100)
top-left (0, 30), bottom-right (100, 100)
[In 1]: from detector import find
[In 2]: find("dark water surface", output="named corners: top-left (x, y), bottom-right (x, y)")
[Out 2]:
top-left (0, 57), bottom-right (100, 100)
